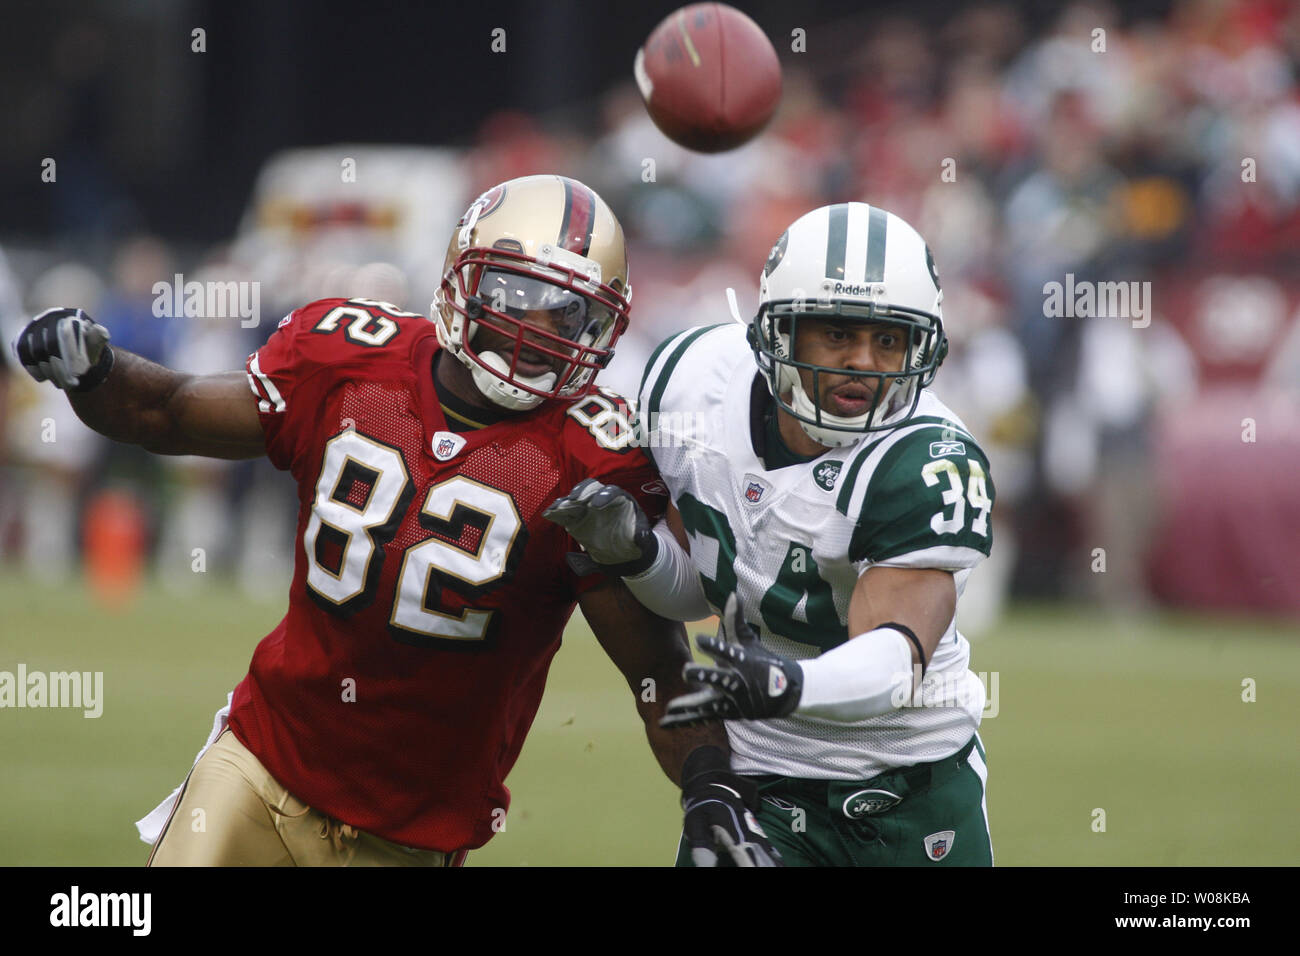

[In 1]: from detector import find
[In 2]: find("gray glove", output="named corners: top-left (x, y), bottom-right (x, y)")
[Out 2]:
top-left (14, 307), bottom-right (114, 392)
top-left (542, 478), bottom-right (659, 577)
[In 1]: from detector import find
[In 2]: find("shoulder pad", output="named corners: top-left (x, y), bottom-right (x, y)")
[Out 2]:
top-left (837, 420), bottom-right (995, 567)
top-left (637, 324), bottom-right (733, 419)
top-left (269, 297), bottom-right (431, 364)
top-left (562, 385), bottom-right (640, 455)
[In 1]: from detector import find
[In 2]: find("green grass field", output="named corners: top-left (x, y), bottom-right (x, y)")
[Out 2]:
top-left (2, 574), bottom-right (1297, 866)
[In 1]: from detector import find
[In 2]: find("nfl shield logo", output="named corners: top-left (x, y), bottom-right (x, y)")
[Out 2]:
top-left (745, 482), bottom-right (764, 503)
top-left (431, 431), bottom-right (467, 462)
top-left (923, 830), bottom-right (956, 861)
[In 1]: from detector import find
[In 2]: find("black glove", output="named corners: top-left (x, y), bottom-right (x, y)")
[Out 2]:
top-left (14, 308), bottom-right (114, 392)
top-left (542, 478), bottom-right (659, 577)
top-left (661, 593), bottom-right (803, 728)
top-left (680, 746), bottom-right (782, 867)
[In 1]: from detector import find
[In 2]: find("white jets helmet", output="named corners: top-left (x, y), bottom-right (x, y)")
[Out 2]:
top-left (749, 202), bottom-right (947, 447)
top-left (433, 175), bottom-right (631, 411)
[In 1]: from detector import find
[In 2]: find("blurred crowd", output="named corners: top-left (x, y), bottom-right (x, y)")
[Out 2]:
top-left (2, 0), bottom-right (1298, 621)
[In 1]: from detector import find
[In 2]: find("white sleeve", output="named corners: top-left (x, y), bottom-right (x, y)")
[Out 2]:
top-left (795, 627), bottom-right (920, 721)
top-left (621, 521), bottom-right (713, 621)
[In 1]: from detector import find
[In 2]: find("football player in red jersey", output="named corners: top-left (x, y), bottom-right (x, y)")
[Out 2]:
top-left (14, 175), bottom-right (779, 866)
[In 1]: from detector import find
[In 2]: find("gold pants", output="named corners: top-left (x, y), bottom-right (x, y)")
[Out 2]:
top-left (148, 730), bottom-right (461, 867)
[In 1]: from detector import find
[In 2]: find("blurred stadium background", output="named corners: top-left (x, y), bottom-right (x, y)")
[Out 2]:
top-left (1, 0), bottom-right (1298, 865)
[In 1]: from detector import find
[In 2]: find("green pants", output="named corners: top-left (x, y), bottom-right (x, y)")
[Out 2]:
top-left (676, 735), bottom-right (992, 867)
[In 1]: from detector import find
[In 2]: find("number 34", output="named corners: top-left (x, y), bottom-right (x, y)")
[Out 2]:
top-left (922, 458), bottom-right (992, 537)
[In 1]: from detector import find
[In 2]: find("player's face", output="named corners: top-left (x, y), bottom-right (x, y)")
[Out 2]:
top-left (791, 317), bottom-right (908, 419)
top-left (473, 309), bottom-right (569, 378)
top-left (472, 269), bottom-right (615, 379)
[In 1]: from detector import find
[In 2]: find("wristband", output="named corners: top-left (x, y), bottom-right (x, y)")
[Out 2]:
top-left (71, 345), bottom-right (115, 393)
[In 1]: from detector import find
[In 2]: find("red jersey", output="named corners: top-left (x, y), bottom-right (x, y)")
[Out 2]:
top-left (232, 297), bottom-right (664, 852)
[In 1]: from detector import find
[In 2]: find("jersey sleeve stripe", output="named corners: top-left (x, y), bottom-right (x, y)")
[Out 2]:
top-left (837, 422), bottom-right (935, 518)
top-left (834, 417), bottom-right (975, 513)
top-left (643, 325), bottom-right (721, 422)
top-left (247, 352), bottom-right (286, 413)
top-left (866, 544), bottom-right (989, 571)
top-left (637, 330), bottom-right (688, 401)
top-left (835, 433), bottom-right (890, 513)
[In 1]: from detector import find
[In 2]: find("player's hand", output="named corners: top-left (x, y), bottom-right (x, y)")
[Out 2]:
top-left (542, 478), bottom-right (658, 577)
top-left (13, 308), bottom-right (114, 392)
top-left (679, 746), bottom-right (782, 867)
top-left (661, 593), bottom-right (803, 728)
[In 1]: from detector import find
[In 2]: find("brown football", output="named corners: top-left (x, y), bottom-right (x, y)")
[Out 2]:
top-left (633, 3), bottom-right (782, 153)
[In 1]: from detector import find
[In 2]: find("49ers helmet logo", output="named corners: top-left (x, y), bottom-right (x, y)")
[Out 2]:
top-left (464, 184), bottom-right (506, 226)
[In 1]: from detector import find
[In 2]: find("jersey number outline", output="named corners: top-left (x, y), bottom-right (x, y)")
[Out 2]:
top-left (312, 298), bottom-right (419, 348)
top-left (677, 495), bottom-right (846, 651)
top-left (921, 458), bottom-right (991, 537)
top-left (304, 430), bottom-right (526, 648)
top-left (566, 388), bottom-right (635, 452)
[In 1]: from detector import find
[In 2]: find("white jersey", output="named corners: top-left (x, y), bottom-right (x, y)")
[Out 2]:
top-left (638, 324), bottom-right (995, 780)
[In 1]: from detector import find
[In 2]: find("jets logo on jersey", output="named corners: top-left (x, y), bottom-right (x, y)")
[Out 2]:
top-left (813, 460), bottom-right (842, 492)
top-left (924, 830), bottom-right (955, 861)
top-left (929, 440), bottom-right (966, 458)
top-left (432, 431), bottom-right (467, 461)
top-left (842, 789), bottom-right (903, 818)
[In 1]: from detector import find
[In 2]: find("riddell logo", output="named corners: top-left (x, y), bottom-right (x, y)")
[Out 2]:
top-left (831, 281), bottom-right (883, 297)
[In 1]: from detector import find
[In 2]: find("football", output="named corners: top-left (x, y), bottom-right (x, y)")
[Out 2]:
top-left (633, 3), bottom-right (782, 153)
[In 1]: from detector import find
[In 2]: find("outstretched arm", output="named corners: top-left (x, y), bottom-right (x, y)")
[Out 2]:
top-left (580, 578), bottom-right (782, 866)
top-left (68, 354), bottom-right (264, 459)
top-left (15, 308), bottom-right (265, 459)
top-left (578, 577), bottom-right (723, 784)
top-left (662, 567), bottom-right (957, 727)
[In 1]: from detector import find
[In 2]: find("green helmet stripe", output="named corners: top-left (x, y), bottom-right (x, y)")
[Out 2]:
top-left (824, 203), bottom-right (848, 280)
top-left (864, 205), bottom-right (888, 283)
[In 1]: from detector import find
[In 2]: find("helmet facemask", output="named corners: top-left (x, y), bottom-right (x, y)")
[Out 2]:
top-left (753, 297), bottom-right (946, 448)
top-left (435, 245), bottom-right (629, 411)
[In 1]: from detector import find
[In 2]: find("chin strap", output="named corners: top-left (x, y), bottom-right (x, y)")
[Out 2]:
top-left (471, 350), bottom-right (554, 411)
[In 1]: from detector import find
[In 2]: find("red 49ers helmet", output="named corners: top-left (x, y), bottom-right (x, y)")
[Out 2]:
top-left (432, 175), bottom-right (632, 411)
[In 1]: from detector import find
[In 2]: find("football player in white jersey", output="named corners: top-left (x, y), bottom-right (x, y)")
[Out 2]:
top-left (546, 203), bottom-right (995, 866)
